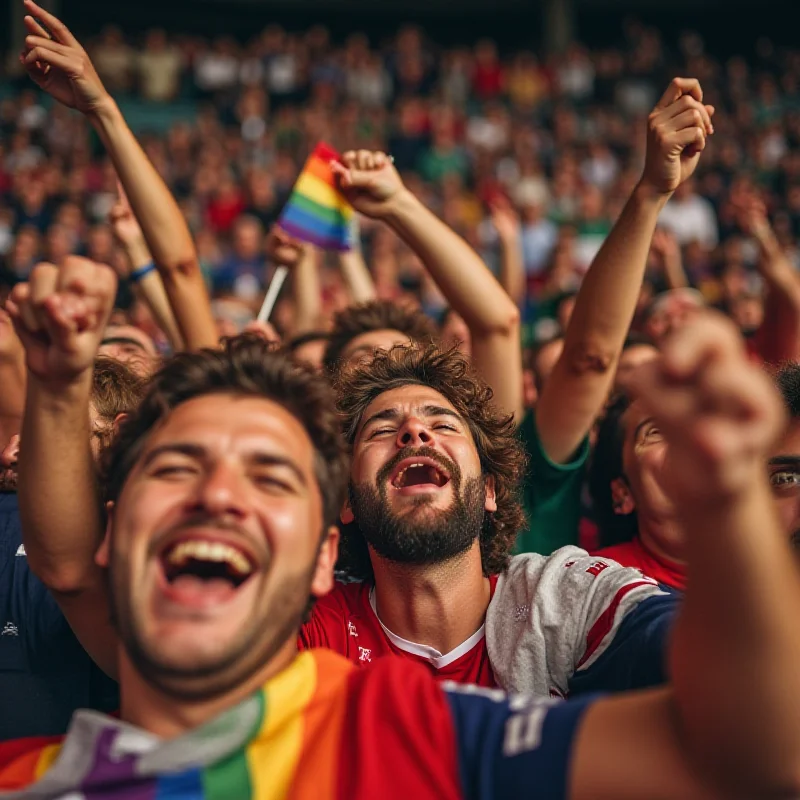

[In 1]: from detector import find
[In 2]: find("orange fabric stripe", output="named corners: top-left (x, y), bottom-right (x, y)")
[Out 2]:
top-left (287, 650), bottom-right (353, 800)
top-left (0, 748), bottom-right (45, 790)
top-left (305, 154), bottom-right (339, 188)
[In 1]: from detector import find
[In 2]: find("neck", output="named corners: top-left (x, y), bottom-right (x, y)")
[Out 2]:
top-left (371, 541), bottom-right (490, 654)
top-left (118, 636), bottom-right (298, 739)
top-left (637, 514), bottom-right (686, 565)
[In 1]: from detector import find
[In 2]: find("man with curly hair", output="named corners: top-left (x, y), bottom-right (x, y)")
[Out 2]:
top-left (299, 345), bottom-right (678, 696)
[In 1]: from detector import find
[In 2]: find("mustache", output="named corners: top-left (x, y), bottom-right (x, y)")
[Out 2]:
top-left (376, 446), bottom-right (459, 488)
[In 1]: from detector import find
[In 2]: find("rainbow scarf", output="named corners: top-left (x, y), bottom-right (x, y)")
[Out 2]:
top-left (0, 650), bottom-right (359, 799)
top-left (278, 143), bottom-right (354, 251)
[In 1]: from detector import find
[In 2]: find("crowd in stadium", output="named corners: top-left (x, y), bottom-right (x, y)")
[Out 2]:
top-left (1, 0), bottom-right (800, 796)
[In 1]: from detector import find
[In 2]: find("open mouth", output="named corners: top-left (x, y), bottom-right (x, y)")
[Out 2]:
top-left (390, 459), bottom-right (451, 490)
top-left (159, 538), bottom-right (257, 598)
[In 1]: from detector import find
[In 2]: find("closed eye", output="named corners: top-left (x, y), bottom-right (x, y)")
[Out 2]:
top-left (152, 465), bottom-right (195, 478)
top-left (434, 424), bottom-right (458, 432)
top-left (253, 474), bottom-right (294, 492)
top-left (367, 428), bottom-right (395, 439)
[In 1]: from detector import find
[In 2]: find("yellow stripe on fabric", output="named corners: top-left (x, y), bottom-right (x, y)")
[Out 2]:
top-left (247, 651), bottom-right (317, 800)
top-left (294, 173), bottom-right (351, 215)
top-left (34, 744), bottom-right (62, 779)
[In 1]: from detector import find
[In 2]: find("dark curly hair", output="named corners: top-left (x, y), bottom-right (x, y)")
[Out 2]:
top-left (588, 393), bottom-right (639, 548)
top-left (103, 335), bottom-right (349, 531)
top-left (323, 300), bottom-right (438, 374)
top-left (776, 363), bottom-right (800, 418)
top-left (334, 344), bottom-right (527, 579)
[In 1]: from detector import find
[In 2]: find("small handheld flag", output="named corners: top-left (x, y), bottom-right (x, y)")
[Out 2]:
top-left (278, 142), bottom-right (354, 251)
top-left (256, 266), bottom-right (289, 323)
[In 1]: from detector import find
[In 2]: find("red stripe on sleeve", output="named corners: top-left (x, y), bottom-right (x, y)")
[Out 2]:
top-left (576, 580), bottom-right (654, 670)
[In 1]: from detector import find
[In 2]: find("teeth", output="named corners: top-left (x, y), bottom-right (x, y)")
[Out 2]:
top-left (166, 540), bottom-right (252, 576)
top-left (392, 462), bottom-right (446, 488)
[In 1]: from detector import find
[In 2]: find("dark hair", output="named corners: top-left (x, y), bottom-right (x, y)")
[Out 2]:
top-left (334, 344), bottom-right (527, 578)
top-left (91, 357), bottom-right (147, 452)
top-left (588, 392), bottom-right (639, 548)
top-left (776, 362), bottom-right (800, 418)
top-left (286, 330), bottom-right (330, 353)
top-left (103, 335), bottom-right (349, 530)
top-left (323, 300), bottom-right (437, 373)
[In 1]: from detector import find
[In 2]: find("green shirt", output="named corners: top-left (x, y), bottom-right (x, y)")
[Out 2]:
top-left (513, 409), bottom-right (589, 556)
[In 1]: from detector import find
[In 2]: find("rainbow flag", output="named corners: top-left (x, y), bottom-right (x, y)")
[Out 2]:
top-left (278, 143), bottom-right (355, 251)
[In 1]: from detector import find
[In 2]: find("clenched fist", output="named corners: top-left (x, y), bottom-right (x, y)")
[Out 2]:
top-left (640, 78), bottom-right (715, 197)
top-left (5, 256), bottom-right (118, 387)
top-left (331, 150), bottom-right (406, 219)
top-left (626, 313), bottom-right (785, 504)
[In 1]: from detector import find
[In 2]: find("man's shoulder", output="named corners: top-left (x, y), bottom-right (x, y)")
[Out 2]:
top-left (313, 580), bottom-right (372, 615)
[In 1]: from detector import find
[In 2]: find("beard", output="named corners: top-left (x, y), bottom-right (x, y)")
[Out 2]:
top-left (107, 527), bottom-right (319, 702)
top-left (0, 469), bottom-right (17, 492)
top-left (349, 447), bottom-right (486, 566)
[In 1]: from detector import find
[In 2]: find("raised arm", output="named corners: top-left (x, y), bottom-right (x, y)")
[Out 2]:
top-left (490, 198), bottom-right (525, 306)
top-left (109, 183), bottom-right (184, 351)
top-left (6, 256), bottom-right (119, 678)
top-left (629, 313), bottom-right (800, 794)
top-left (21, 0), bottom-right (217, 351)
top-left (332, 151), bottom-right (522, 420)
top-left (739, 191), bottom-right (800, 365)
top-left (536, 78), bottom-right (713, 463)
top-left (338, 219), bottom-right (377, 305)
top-left (265, 226), bottom-right (322, 335)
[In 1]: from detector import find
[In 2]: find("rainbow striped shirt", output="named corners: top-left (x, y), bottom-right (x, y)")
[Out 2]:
top-left (0, 649), bottom-right (594, 799)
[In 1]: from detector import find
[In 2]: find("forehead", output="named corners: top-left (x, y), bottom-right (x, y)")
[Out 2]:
top-left (341, 329), bottom-right (412, 363)
top-left (357, 384), bottom-right (465, 433)
top-left (772, 418), bottom-right (800, 459)
top-left (139, 394), bottom-right (315, 472)
top-left (104, 326), bottom-right (156, 355)
top-left (619, 344), bottom-right (659, 367)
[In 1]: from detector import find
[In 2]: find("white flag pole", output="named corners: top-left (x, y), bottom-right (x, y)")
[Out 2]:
top-left (256, 266), bottom-right (289, 323)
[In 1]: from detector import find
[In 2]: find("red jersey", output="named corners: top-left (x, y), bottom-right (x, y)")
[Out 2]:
top-left (593, 538), bottom-right (685, 591)
top-left (299, 579), bottom-right (499, 687)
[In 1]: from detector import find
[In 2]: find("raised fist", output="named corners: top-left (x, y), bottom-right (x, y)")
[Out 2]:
top-left (331, 150), bottom-right (405, 219)
top-left (5, 256), bottom-right (118, 387)
top-left (626, 313), bottom-right (785, 504)
top-left (19, 0), bottom-right (111, 117)
top-left (640, 78), bottom-right (715, 197)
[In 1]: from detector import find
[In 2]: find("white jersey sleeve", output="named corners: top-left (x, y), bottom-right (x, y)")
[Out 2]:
top-left (485, 546), bottom-right (670, 696)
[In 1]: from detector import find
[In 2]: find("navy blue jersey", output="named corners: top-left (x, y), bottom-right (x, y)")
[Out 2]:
top-left (0, 493), bottom-right (118, 740)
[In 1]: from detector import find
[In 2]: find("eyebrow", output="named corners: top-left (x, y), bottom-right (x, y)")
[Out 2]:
top-left (360, 404), bottom-right (463, 433)
top-left (768, 456), bottom-right (800, 468)
top-left (100, 336), bottom-right (149, 353)
top-left (140, 443), bottom-right (307, 486)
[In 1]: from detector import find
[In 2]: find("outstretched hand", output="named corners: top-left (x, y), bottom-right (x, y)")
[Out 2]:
top-left (5, 256), bottom-right (117, 386)
top-left (19, 0), bottom-right (110, 115)
top-left (331, 150), bottom-right (406, 219)
top-left (625, 313), bottom-right (784, 504)
top-left (640, 78), bottom-right (715, 197)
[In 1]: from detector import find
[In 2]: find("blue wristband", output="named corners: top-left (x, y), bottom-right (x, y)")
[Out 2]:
top-left (129, 262), bottom-right (156, 283)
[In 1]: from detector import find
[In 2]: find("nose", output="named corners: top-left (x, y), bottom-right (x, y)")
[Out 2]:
top-left (396, 418), bottom-right (433, 449)
top-left (1, 435), bottom-right (20, 469)
top-left (189, 460), bottom-right (249, 520)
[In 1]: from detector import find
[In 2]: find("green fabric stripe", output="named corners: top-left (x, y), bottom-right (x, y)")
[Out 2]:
top-left (291, 191), bottom-right (348, 226)
top-left (202, 691), bottom-right (266, 800)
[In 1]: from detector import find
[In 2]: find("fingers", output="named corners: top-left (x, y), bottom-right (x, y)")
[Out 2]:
top-left (341, 150), bottom-right (390, 172)
top-left (653, 94), bottom-right (714, 135)
top-left (330, 160), bottom-right (352, 188)
top-left (23, 13), bottom-right (50, 39)
top-left (24, 35), bottom-right (72, 57)
top-left (23, 46), bottom-right (74, 74)
top-left (23, 0), bottom-right (80, 48)
top-left (654, 77), bottom-right (703, 110)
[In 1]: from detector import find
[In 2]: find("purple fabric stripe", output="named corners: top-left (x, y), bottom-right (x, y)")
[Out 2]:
top-left (279, 220), bottom-right (352, 251)
top-left (81, 728), bottom-right (158, 800)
